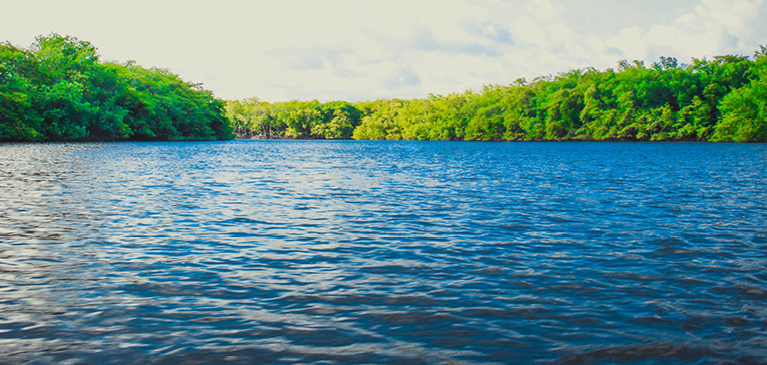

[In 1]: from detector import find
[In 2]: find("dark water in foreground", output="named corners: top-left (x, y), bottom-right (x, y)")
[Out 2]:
top-left (1, 140), bottom-right (766, 364)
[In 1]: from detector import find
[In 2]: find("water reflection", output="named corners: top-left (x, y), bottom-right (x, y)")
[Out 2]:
top-left (0, 141), bottom-right (766, 364)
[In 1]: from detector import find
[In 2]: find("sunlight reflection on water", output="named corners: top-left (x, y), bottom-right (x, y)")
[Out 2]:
top-left (1, 140), bottom-right (766, 364)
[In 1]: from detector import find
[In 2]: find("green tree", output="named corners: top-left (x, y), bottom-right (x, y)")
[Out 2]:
top-left (0, 33), bottom-right (233, 142)
top-left (712, 52), bottom-right (767, 142)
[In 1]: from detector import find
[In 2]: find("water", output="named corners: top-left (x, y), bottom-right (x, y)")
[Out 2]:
top-left (1, 140), bottom-right (766, 364)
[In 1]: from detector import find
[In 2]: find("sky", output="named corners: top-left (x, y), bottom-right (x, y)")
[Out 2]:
top-left (2, 0), bottom-right (766, 102)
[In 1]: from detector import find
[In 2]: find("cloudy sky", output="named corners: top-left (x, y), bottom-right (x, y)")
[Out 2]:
top-left (3, 0), bottom-right (766, 102)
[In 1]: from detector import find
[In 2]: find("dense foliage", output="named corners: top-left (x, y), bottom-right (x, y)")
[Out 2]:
top-left (0, 34), bottom-right (233, 142)
top-left (228, 46), bottom-right (767, 142)
top-left (225, 98), bottom-right (361, 139)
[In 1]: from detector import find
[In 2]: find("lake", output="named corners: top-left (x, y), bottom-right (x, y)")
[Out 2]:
top-left (1, 140), bottom-right (766, 364)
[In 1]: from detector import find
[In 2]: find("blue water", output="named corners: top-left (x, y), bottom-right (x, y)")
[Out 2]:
top-left (1, 140), bottom-right (766, 364)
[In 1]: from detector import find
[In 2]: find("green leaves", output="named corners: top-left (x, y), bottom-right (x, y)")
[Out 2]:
top-left (227, 45), bottom-right (766, 143)
top-left (226, 99), bottom-right (361, 140)
top-left (713, 59), bottom-right (767, 142)
top-left (0, 34), bottom-right (233, 142)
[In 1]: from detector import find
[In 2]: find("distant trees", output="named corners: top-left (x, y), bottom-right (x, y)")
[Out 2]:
top-left (10, 35), bottom-right (759, 143)
top-left (228, 45), bottom-right (767, 142)
top-left (0, 34), bottom-right (233, 142)
top-left (225, 99), bottom-right (362, 139)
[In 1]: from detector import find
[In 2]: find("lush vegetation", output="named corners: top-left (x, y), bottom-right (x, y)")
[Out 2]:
top-left (1, 34), bottom-right (233, 142)
top-left (4, 34), bottom-right (764, 143)
top-left (225, 99), bottom-right (362, 140)
top-left (228, 46), bottom-right (767, 142)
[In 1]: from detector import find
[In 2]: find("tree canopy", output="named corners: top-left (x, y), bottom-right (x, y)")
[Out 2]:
top-left (228, 46), bottom-right (767, 142)
top-left (0, 34), bottom-right (233, 142)
top-left (5, 35), bottom-right (764, 143)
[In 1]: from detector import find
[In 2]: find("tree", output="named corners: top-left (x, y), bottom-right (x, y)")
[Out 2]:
top-left (0, 33), bottom-right (233, 142)
top-left (712, 52), bottom-right (767, 142)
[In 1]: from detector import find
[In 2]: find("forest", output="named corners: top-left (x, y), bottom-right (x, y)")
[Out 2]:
top-left (3, 34), bottom-right (766, 143)
top-left (227, 46), bottom-right (767, 142)
top-left (0, 34), bottom-right (233, 142)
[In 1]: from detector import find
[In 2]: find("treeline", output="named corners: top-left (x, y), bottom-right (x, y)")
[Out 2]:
top-left (0, 34), bottom-right (233, 142)
top-left (225, 99), bottom-right (360, 139)
top-left (227, 46), bottom-right (767, 142)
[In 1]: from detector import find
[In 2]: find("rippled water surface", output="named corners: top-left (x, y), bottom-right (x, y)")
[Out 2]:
top-left (1, 140), bottom-right (766, 364)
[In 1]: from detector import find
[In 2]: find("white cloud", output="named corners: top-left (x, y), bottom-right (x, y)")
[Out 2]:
top-left (1, 0), bottom-right (766, 101)
top-left (605, 0), bottom-right (764, 63)
top-left (526, 0), bottom-right (558, 20)
top-left (514, 17), bottom-right (550, 47)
